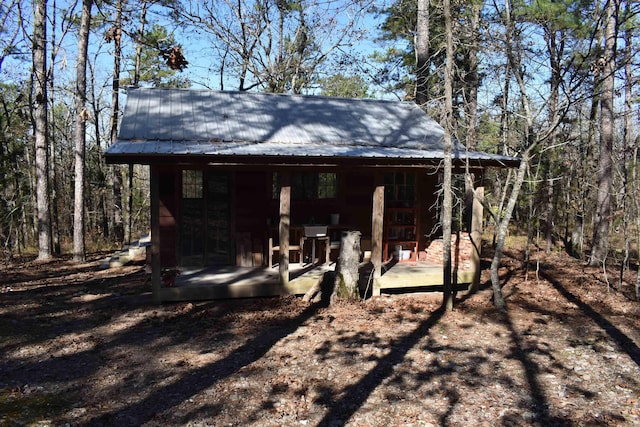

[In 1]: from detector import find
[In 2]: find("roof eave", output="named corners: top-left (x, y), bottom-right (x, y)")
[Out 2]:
top-left (104, 152), bottom-right (521, 169)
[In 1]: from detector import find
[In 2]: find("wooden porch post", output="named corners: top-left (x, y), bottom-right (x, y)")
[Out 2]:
top-left (150, 165), bottom-right (161, 304)
top-left (371, 175), bottom-right (385, 296)
top-left (279, 172), bottom-right (291, 288)
top-left (470, 179), bottom-right (484, 292)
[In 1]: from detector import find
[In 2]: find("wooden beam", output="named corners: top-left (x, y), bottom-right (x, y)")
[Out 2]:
top-left (470, 184), bottom-right (484, 291)
top-left (150, 166), bottom-right (161, 304)
top-left (371, 175), bottom-right (385, 296)
top-left (158, 282), bottom-right (288, 301)
top-left (279, 173), bottom-right (291, 287)
top-left (105, 153), bottom-right (519, 169)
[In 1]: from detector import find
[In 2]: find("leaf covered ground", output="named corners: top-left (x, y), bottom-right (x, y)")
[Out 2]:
top-left (1, 247), bottom-right (639, 427)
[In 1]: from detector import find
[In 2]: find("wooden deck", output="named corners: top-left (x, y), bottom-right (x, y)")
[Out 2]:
top-left (156, 261), bottom-right (475, 302)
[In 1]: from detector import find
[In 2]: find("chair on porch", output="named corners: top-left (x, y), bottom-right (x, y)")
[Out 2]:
top-left (360, 237), bottom-right (372, 263)
top-left (268, 230), bottom-right (304, 268)
top-left (325, 226), bottom-right (343, 264)
top-left (327, 239), bottom-right (340, 264)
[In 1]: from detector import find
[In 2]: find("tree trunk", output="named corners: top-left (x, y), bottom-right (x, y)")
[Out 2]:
top-left (543, 26), bottom-right (561, 254)
top-left (331, 231), bottom-right (361, 302)
top-left (490, 0), bottom-right (539, 310)
top-left (441, 0), bottom-right (454, 311)
top-left (544, 166), bottom-right (554, 253)
top-left (576, 70), bottom-right (601, 261)
top-left (620, 0), bottom-right (633, 287)
top-left (590, 0), bottom-right (617, 266)
top-left (464, 1), bottom-right (480, 153)
top-left (73, 0), bottom-right (92, 263)
top-left (88, 52), bottom-right (109, 239)
top-left (49, 0), bottom-right (60, 255)
top-left (491, 151), bottom-right (531, 310)
top-left (133, 1), bottom-right (148, 88)
top-left (110, 0), bottom-right (124, 245)
top-left (415, 0), bottom-right (429, 107)
top-left (23, 131), bottom-right (36, 248)
top-left (463, 2), bottom-right (481, 232)
top-left (125, 0), bottom-right (148, 243)
top-left (571, 213), bottom-right (584, 258)
top-left (32, 0), bottom-right (51, 261)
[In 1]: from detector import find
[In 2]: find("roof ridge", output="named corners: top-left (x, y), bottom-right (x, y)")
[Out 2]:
top-left (127, 86), bottom-right (420, 107)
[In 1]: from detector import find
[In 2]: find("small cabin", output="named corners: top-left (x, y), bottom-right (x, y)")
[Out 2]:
top-left (105, 88), bottom-right (519, 302)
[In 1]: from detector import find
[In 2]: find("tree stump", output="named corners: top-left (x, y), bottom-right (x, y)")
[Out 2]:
top-left (302, 270), bottom-right (335, 305)
top-left (331, 230), bottom-right (361, 302)
top-left (303, 231), bottom-right (362, 304)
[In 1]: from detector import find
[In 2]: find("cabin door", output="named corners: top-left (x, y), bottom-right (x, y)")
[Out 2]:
top-left (180, 170), bottom-right (231, 266)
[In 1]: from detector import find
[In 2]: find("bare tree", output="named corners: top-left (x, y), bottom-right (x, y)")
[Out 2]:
top-left (107, 0), bottom-right (124, 245)
top-left (462, 1), bottom-right (481, 239)
top-left (462, 0), bottom-right (481, 153)
top-left (174, 0), bottom-right (372, 92)
top-left (415, 0), bottom-right (429, 107)
top-left (0, 0), bottom-right (24, 74)
top-left (590, 0), bottom-right (618, 266)
top-left (619, 0), bottom-right (633, 286)
top-left (32, 0), bottom-right (51, 260)
top-left (441, 0), bottom-right (454, 310)
top-left (73, 0), bottom-right (92, 263)
top-left (489, 0), bottom-right (541, 309)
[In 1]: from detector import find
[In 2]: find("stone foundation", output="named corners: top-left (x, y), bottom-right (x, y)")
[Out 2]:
top-left (424, 232), bottom-right (476, 270)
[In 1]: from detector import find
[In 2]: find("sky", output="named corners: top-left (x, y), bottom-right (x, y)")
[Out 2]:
top-left (3, 0), bottom-right (635, 131)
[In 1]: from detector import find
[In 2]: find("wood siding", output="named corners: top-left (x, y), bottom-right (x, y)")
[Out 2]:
top-left (152, 166), bottom-right (443, 273)
top-left (157, 167), bottom-right (178, 267)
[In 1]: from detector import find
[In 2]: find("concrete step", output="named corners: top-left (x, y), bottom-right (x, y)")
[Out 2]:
top-left (98, 232), bottom-right (151, 270)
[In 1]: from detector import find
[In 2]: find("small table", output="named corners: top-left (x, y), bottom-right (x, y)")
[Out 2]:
top-left (302, 225), bottom-right (330, 265)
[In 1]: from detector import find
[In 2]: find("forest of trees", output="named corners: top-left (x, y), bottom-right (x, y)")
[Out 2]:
top-left (0, 0), bottom-right (638, 297)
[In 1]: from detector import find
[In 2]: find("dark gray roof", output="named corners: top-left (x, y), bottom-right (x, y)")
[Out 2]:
top-left (105, 88), bottom-right (519, 167)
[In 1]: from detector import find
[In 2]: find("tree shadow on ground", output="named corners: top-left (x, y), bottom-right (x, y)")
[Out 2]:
top-left (0, 253), bottom-right (114, 286)
top-left (498, 311), bottom-right (572, 427)
top-left (315, 307), bottom-right (446, 427)
top-left (539, 269), bottom-right (640, 368)
top-left (3, 265), bottom-right (326, 425)
top-left (87, 301), bottom-right (327, 425)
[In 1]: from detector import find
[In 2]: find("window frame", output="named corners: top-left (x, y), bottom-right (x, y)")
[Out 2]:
top-left (182, 169), bottom-right (204, 199)
top-left (272, 172), bottom-right (337, 200)
top-left (384, 172), bottom-right (416, 203)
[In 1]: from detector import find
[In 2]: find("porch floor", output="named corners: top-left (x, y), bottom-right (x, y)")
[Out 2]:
top-left (156, 260), bottom-right (475, 302)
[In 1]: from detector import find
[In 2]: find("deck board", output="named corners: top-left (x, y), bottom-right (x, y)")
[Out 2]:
top-left (155, 261), bottom-right (475, 302)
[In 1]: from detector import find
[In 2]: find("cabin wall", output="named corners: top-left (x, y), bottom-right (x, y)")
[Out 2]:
top-left (157, 167), bottom-right (179, 267)
top-left (342, 171), bottom-right (374, 236)
top-left (235, 171), bottom-right (269, 234)
top-left (416, 172), bottom-right (438, 252)
top-left (265, 171), bottom-right (375, 237)
top-left (235, 171), bottom-right (270, 266)
top-left (151, 165), bottom-right (443, 269)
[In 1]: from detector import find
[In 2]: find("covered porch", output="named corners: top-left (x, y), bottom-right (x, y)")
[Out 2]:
top-left (155, 258), bottom-right (476, 302)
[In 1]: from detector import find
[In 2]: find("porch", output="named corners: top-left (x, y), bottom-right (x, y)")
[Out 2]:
top-left (155, 260), bottom-right (475, 302)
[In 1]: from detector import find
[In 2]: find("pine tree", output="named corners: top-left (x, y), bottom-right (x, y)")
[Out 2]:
top-left (590, 0), bottom-right (618, 266)
top-left (73, 0), bottom-right (93, 263)
top-left (32, 0), bottom-right (51, 261)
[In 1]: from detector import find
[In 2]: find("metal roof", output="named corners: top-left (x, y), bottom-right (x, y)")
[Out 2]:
top-left (105, 88), bottom-right (519, 167)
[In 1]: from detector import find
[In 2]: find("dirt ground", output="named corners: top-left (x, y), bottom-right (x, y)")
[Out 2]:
top-left (1, 246), bottom-right (639, 427)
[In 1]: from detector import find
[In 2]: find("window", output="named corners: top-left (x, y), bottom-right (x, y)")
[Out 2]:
top-left (318, 173), bottom-right (337, 199)
top-left (272, 172), bottom-right (337, 200)
top-left (272, 173), bottom-right (281, 200)
top-left (385, 172), bottom-right (415, 203)
top-left (182, 170), bottom-right (203, 199)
